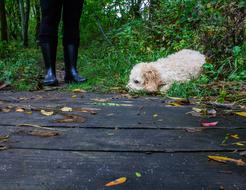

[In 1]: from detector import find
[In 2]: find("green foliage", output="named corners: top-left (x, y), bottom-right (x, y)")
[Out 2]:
top-left (72, 0), bottom-right (245, 97)
top-left (0, 48), bottom-right (41, 90)
top-left (0, 0), bottom-right (245, 98)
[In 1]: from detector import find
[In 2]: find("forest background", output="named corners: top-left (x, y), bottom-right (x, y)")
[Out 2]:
top-left (0, 0), bottom-right (245, 102)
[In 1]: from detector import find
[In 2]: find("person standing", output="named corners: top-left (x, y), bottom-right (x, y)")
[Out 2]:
top-left (39, 0), bottom-right (87, 86)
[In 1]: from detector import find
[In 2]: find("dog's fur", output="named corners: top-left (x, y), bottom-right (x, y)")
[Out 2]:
top-left (127, 49), bottom-right (206, 93)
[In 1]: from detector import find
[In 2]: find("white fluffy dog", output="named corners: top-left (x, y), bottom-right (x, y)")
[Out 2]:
top-left (127, 49), bottom-right (206, 93)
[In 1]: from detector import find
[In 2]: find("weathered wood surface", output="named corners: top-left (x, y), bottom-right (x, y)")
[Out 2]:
top-left (0, 150), bottom-right (246, 190)
top-left (0, 92), bottom-right (245, 129)
top-left (1, 125), bottom-right (246, 152)
top-left (0, 91), bottom-right (245, 190)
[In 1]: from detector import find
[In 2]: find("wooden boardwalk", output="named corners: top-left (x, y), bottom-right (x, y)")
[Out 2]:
top-left (0, 91), bottom-right (245, 190)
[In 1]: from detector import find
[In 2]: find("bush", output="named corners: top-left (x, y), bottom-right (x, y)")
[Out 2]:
top-left (0, 49), bottom-right (42, 90)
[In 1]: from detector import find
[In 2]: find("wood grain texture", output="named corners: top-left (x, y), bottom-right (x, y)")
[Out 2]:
top-left (0, 149), bottom-right (245, 190)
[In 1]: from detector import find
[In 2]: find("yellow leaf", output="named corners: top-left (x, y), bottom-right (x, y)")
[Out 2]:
top-left (105, 177), bottom-right (127, 187)
top-left (232, 142), bottom-right (244, 147)
top-left (72, 89), bottom-right (86, 93)
top-left (71, 95), bottom-right (77, 98)
top-left (41, 110), bottom-right (54, 116)
top-left (230, 134), bottom-right (240, 139)
top-left (208, 155), bottom-right (246, 166)
top-left (235, 112), bottom-right (246, 117)
top-left (61, 107), bottom-right (73, 112)
top-left (168, 102), bottom-right (182, 107)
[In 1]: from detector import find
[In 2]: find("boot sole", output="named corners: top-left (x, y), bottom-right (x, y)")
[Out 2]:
top-left (43, 80), bottom-right (59, 86)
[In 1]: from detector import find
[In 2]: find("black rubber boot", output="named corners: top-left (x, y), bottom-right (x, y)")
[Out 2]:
top-left (40, 43), bottom-right (58, 86)
top-left (64, 44), bottom-right (87, 83)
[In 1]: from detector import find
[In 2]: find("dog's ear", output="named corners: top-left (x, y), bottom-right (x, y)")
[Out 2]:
top-left (143, 67), bottom-right (162, 92)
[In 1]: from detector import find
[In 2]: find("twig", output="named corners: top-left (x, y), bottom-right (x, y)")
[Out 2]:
top-left (16, 124), bottom-right (65, 131)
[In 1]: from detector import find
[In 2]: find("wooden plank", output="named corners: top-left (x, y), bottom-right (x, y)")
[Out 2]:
top-left (0, 149), bottom-right (245, 190)
top-left (0, 103), bottom-right (244, 129)
top-left (1, 125), bottom-right (246, 151)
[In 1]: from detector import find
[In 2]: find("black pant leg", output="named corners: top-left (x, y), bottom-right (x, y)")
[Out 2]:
top-left (62, 0), bottom-right (84, 46)
top-left (39, 0), bottom-right (62, 44)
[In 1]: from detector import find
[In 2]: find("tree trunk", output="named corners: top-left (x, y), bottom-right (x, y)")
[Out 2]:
top-left (34, 0), bottom-right (40, 42)
top-left (23, 0), bottom-right (30, 47)
top-left (0, 0), bottom-right (8, 41)
top-left (18, 0), bottom-right (30, 47)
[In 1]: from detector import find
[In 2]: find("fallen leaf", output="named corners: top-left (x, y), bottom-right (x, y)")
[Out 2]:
top-left (235, 112), bottom-right (246, 117)
top-left (55, 115), bottom-right (86, 123)
top-left (71, 95), bottom-right (77, 98)
top-left (208, 155), bottom-right (246, 166)
top-left (16, 108), bottom-right (25, 112)
top-left (153, 113), bottom-right (158, 118)
top-left (135, 172), bottom-right (142, 177)
top-left (232, 142), bottom-right (244, 147)
top-left (41, 110), bottom-right (54, 116)
top-left (0, 108), bottom-right (11, 113)
top-left (19, 97), bottom-right (29, 100)
top-left (107, 113), bottom-right (114, 116)
top-left (192, 107), bottom-right (203, 113)
top-left (0, 135), bottom-right (9, 142)
top-left (28, 130), bottom-right (60, 137)
top-left (167, 102), bottom-right (182, 107)
top-left (91, 98), bottom-right (110, 103)
top-left (72, 88), bottom-right (86, 93)
top-left (61, 107), bottom-right (73, 112)
top-left (201, 121), bottom-right (218, 127)
top-left (186, 111), bottom-right (202, 117)
top-left (105, 177), bottom-right (127, 187)
top-left (0, 145), bottom-right (7, 151)
top-left (167, 98), bottom-right (190, 106)
top-left (25, 111), bottom-right (33, 114)
top-left (74, 108), bottom-right (98, 115)
top-left (230, 134), bottom-right (240, 139)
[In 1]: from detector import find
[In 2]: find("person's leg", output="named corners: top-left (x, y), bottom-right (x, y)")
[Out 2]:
top-left (62, 0), bottom-right (87, 83)
top-left (39, 0), bottom-right (62, 86)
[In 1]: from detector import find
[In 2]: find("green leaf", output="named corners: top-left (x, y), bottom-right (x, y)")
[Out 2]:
top-left (135, 172), bottom-right (142, 177)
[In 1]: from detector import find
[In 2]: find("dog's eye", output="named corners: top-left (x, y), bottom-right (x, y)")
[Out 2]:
top-left (134, 80), bottom-right (140, 84)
